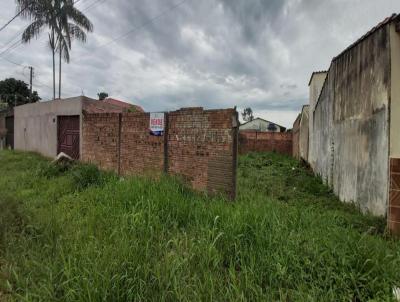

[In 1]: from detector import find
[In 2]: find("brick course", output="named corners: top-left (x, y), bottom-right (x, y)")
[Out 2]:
top-left (389, 158), bottom-right (400, 235)
top-left (81, 113), bottom-right (120, 171)
top-left (239, 130), bottom-right (292, 156)
top-left (82, 108), bottom-right (238, 199)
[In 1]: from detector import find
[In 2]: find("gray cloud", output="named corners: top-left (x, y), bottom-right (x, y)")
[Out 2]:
top-left (0, 0), bottom-right (399, 127)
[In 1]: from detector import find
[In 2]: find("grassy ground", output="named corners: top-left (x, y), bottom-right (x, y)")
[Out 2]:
top-left (0, 150), bottom-right (399, 301)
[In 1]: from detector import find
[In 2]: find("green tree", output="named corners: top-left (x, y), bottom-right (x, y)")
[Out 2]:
top-left (0, 78), bottom-right (40, 107)
top-left (16, 0), bottom-right (93, 100)
top-left (56, 0), bottom-right (93, 98)
top-left (242, 107), bottom-right (254, 122)
top-left (97, 92), bottom-right (108, 101)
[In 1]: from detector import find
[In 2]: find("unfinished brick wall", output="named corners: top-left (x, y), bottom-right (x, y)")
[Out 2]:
top-left (120, 112), bottom-right (164, 176)
top-left (82, 108), bottom-right (238, 199)
top-left (239, 130), bottom-right (292, 156)
top-left (168, 108), bottom-right (237, 198)
top-left (81, 113), bottom-right (120, 171)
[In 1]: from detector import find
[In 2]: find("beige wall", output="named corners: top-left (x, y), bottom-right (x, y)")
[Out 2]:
top-left (308, 72), bottom-right (327, 169)
top-left (390, 24), bottom-right (400, 157)
top-left (14, 99), bottom-right (82, 158)
top-left (312, 24), bottom-right (391, 216)
top-left (299, 105), bottom-right (309, 161)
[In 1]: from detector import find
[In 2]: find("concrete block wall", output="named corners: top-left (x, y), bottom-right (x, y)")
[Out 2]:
top-left (311, 23), bottom-right (391, 218)
top-left (82, 107), bottom-right (238, 199)
top-left (239, 130), bottom-right (292, 156)
top-left (292, 115), bottom-right (300, 159)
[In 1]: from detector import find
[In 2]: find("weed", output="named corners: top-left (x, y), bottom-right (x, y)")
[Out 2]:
top-left (0, 150), bottom-right (399, 301)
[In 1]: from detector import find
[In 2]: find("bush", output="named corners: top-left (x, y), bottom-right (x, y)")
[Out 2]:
top-left (70, 164), bottom-right (111, 190)
top-left (36, 161), bottom-right (72, 178)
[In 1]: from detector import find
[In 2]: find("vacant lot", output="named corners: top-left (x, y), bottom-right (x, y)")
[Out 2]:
top-left (0, 150), bottom-right (399, 301)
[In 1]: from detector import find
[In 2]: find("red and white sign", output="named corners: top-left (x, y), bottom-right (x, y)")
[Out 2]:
top-left (149, 112), bottom-right (164, 135)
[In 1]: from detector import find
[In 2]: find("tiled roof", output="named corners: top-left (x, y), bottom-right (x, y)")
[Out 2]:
top-left (103, 98), bottom-right (144, 112)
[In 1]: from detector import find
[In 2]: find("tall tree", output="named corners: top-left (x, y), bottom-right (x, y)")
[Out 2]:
top-left (242, 107), bottom-right (254, 122)
top-left (17, 0), bottom-right (61, 100)
top-left (16, 0), bottom-right (93, 100)
top-left (56, 0), bottom-right (93, 98)
top-left (0, 78), bottom-right (40, 108)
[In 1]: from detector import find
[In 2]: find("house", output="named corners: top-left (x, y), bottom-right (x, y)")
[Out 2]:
top-left (298, 14), bottom-right (400, 234)
top-left (239, 118), bottom-right (286, 132)
top-left (13, 96), bottom-right (139, 159)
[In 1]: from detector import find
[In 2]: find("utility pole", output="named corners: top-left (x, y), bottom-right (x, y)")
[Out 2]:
top-left (29, 66), bottom-right (33, 102)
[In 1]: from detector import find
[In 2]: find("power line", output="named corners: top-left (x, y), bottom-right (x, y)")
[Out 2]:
top-left (97, 0), bottom-right (188, 49)
top-left (0, 6), bottom-right (29, 33)
top-left (0, 0), bottom-right (85, 58)
top-left (71, 0), bottom-right (189, 66)
top-left (0, 55), bottom-right (27, 67)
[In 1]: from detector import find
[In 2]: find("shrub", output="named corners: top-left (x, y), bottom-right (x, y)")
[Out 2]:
top-left (71, 164), bottom-right (106, 190)
top-left (36, 161), bottom-right (72, 178)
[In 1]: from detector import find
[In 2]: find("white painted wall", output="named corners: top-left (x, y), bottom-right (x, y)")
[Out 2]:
top-left (239, 118), bottom-right (283, 132)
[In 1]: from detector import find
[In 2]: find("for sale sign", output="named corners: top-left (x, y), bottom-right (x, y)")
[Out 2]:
top-left (149, 112), bottom-right (165, 136)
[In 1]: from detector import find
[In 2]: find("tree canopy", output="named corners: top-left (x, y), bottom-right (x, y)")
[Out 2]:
top-left (97, 92), bottom-right (108, 100)
top-left (242, 107), bottom-right (254, 122)
top-left (0, 78), bottom-right (40, 108)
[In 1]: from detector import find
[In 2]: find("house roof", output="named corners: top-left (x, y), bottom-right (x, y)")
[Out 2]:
top-left (103, 98), bottom-right (144, 112)
top-left (240, 117), bottom-right (286, 131)
top-left (313, 13), bottom-right (400, 112)
top-left (308, 70), bottom-right (328, 86)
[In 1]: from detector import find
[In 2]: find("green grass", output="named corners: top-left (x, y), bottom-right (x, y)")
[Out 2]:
top-left (0, 150), bottom-right (399, 301)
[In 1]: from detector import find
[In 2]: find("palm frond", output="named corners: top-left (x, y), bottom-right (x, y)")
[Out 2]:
top-left (68, 5), bottom-right (93, 32)
top-left (21, 19), bottom-right (45, 43)
top-left (67, 23), bottom-right (87, 42)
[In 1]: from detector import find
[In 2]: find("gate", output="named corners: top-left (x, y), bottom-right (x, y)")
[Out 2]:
top-left (58, 115), bottom-right (80, 159)
top-left (5, 116), bottom-right (14, 149)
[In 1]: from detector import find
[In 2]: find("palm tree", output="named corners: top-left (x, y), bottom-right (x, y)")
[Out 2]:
top-left (16, 0), bottom-right (93, 100)
top-left (56, 0), bottom-right (93, 98)
top-left (17, 0), bottom-right (61, 99)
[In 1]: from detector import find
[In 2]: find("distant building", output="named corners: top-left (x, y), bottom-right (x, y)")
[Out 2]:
top-left (239, 118), bottom-right (286, 132)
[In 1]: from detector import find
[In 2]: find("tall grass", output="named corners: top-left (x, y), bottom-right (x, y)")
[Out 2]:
top-left (0, 150), bottom-right (399, 301)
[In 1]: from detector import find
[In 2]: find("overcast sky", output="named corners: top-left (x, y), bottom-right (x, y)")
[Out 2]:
top-left (1, 0), bottom-right (399, 127)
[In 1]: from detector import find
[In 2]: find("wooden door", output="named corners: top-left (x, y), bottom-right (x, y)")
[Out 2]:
top-left (57, 115), bottom-right (80, 159)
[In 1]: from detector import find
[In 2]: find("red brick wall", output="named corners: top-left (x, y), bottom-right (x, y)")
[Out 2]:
top-left (168, 108), bottom-right (237, 198)
top-left (239, 130), bottom-right (292, 156)
top-left (120, 113), bottom-right (164, 176)
top-left (81, 113), bottom-right (120, 171)
top-left (82, 108), bottom-right (238, 199)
